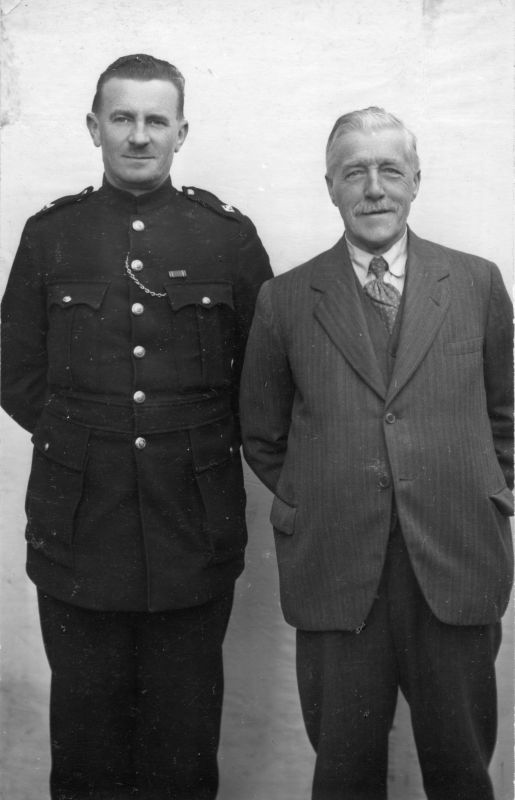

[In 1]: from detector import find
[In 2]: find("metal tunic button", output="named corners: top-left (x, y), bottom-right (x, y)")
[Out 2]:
top-left (132, 220), bottom-right (145, 231)
top-left (62, 295), bottom-right (72, 303)
top-left (135, 437), bottom-right (147, 449)
top-left (202, 296), bottom-right (211, 306)
top-left (133, 391), bottom-right (146, 404)
top-left (131, 303), bottom-right (144, 315)
top-left (133, 345), bottom-right (146, 358)
top-left (44, 442), bottom-right (50, 451)
top-left (131, 259), bottom-right (144, 272)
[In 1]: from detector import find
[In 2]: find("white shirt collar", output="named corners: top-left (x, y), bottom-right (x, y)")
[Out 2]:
top-left (345, 229), bottom-right (408, 284)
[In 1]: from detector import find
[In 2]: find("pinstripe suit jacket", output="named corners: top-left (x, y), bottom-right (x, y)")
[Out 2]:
top-left (240, 231), bottom-right (514, 631)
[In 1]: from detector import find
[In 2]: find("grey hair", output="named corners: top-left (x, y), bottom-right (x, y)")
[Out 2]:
top-left (326, 106), bottom-right (420, 172)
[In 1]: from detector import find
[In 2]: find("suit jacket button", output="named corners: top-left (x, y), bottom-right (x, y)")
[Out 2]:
top-left (378, 475), bottom-right (391, 489)
top-left (385, 412), bottom-right (396, 424)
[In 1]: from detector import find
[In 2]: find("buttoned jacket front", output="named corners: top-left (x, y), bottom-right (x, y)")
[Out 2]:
top-left (241, 232), bottom-right (513, 630)
top-left (1, 178), bottom-right (272, 611)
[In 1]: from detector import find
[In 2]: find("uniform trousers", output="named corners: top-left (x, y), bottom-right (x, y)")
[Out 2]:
top-left (37, 590), bottom-right (234, 800)
top-left (296, 524), bottom-right (501, 800)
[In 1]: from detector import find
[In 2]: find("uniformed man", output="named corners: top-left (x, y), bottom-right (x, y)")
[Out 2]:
top-left (1, 54), bottom-right (272, 800)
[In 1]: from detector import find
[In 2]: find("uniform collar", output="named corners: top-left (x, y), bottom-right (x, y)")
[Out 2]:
top-left (99, 175), bottom-right (179, 212)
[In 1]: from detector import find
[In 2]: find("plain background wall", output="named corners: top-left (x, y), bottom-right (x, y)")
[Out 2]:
top-left (1, 1), bottom-right (513, 798)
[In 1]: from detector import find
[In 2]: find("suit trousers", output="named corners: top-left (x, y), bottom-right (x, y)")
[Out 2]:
top-left (37, 590), bottom-right (234, 800)
top-left (296, 525), bottom-right (501, 800)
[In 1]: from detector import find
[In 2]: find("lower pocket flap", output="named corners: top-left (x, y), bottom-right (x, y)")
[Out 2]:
top-left (189, 417), bottom-right (236, 472)
top-left (32, 414), bottom-right (90, 471)
top-left (489, 486), bottom-right (514, 517)
top-left (270, 495), bottom-right (297, 535)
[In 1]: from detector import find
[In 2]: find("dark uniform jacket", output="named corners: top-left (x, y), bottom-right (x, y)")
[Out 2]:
top-left (1, 177), bottom-right (272, 611)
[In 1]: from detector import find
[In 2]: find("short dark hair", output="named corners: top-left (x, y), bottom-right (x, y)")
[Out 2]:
top-left (92, 54), bottom-right (185, 117)
top-left (326, 106), bottom-right (419, 173)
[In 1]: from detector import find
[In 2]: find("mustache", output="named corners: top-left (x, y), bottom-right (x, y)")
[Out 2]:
top-left (356, 204), bottom-right (397, 215)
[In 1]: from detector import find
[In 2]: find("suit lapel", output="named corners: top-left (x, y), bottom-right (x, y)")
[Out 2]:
top-left (311, 238), bottom-right (387, 400)
top-left (387, 230), bottom-right (450, 404)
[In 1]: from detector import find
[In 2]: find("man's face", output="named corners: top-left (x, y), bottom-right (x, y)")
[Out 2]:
top-left (325, 127), bottom-right (420, 254)
top-left (86, 78), bottom-right (188, 195)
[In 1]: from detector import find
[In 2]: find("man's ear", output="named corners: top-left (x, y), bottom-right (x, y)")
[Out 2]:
top-left (412, 170), bottom-right (421, 201)
top-left (86, 113), bottom-right (101, 148)
top-left (325, 173), bottom-right (337, 206)
top-left (174, 119), bottom-right (189, 153)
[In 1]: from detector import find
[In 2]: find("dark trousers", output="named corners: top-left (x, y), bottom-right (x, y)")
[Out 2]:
top-left (296, 526), bottom-right (501, 800)
top-left (37, 591), bottom-right (234, 800)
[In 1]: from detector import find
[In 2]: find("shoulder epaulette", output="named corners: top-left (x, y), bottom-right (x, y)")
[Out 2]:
top-left (182, 186), bottom-right (244, 221)
top-left (34, 186), bottom-right (95, 218)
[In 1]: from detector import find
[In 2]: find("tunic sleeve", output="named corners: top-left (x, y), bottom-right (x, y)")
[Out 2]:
top-left (231, 216), bottom-right (273, 437)
top-left (1, 220), bottom-right (48, 433)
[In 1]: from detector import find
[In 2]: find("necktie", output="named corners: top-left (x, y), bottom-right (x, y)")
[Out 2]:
top-left (363, 256), bottom-right (401, 334)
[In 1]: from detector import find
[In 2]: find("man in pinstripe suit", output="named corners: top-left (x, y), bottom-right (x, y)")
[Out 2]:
top-left (240, 108), bottom-right (513, 799)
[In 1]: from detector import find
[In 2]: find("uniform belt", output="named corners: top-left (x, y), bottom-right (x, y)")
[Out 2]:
top-left (46, 391), bottom-right (232, 434)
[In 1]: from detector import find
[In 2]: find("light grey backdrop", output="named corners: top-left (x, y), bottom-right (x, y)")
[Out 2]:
top-left (1, 1), bottom-right (513, 798)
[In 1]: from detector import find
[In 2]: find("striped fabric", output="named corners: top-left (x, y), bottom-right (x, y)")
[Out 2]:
top-left (240, 231), bottom-right (514, 631)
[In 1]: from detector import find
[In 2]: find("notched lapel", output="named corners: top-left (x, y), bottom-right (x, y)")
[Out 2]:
top-left (387, 233), bottom-right (450, 404)
top-left (311, 239), bottom-right (387, 400)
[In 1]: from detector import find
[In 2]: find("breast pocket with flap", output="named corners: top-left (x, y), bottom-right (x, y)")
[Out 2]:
top-left (46, 281), bottom-right (110, 386)
top-left (165, 281), bottom-right (235, 387)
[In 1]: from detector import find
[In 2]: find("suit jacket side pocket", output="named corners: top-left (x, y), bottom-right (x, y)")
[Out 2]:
top-left (489, 486), bottom-right (514, 517)
top-left (270, 495), bottom-right (297, 535)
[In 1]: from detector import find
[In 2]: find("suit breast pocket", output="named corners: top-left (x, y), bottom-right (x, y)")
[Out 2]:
top-left (165, 281), bottom-right (235, 387)
top-left (26, 413), bottom-right (90, 568)
top-left (444, 337), bottom-right (483, 356)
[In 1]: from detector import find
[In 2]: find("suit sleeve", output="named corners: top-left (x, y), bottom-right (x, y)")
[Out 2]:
top-left (483, 263), bottom-right (514, 489)
top-left (1, 221), bottom-right (48, 433)
top-left (240, 281), bottom-right (295, 493)
top-left (231, 217), bottom-right (273, 438)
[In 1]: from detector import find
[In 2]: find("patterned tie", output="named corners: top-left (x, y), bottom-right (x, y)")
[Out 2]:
top-left (363, 256), bottom-right (401, 334)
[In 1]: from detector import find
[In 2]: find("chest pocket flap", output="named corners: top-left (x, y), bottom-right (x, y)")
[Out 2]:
top-left (165, 282), bottom-right (234, 311)
top-left (47, 282), bottom-right (109, 310)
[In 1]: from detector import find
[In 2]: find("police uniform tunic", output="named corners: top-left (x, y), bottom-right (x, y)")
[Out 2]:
top-left (1, 177), bottom-right (272, 612)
